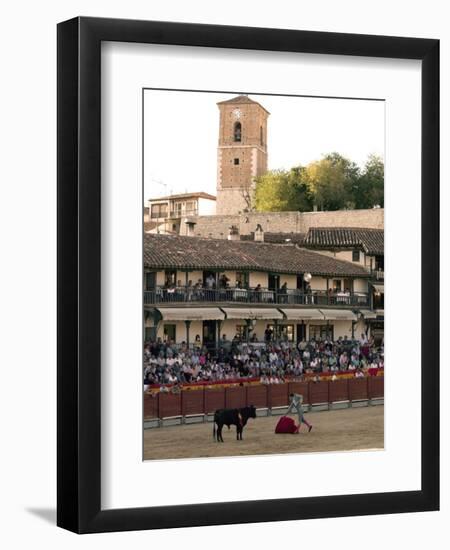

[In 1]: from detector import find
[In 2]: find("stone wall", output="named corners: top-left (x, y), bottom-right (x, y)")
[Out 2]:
top-left (181, 208), bottom-right (384, 238)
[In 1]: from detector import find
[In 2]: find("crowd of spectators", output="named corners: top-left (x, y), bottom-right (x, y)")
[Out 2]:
top-left (143, 332), bottom-right (384, 390)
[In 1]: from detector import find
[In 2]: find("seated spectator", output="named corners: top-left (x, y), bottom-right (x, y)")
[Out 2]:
top-left (143, 333), bottom-right (385, 388)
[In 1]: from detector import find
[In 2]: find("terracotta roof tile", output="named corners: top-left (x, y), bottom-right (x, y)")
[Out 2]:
top-left (240, 232), bottom-right (306, 244)
top-left (304, 227), bottom-right (384, 256)
top-left (144, 234), bottom-right (370, 278)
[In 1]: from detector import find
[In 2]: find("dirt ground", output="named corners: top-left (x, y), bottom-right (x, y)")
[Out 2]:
top-left (143, 405), bottom-right (384, 460)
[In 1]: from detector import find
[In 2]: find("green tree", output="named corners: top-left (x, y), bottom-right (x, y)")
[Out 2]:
top-left (354, 154), bottom-right (384, 208)
top-left (306, 153), bottom-right (360, 211)
top-left (253, 166), bottom-right (313, 212)
top-left (253, 152), bottom-right (384, 212)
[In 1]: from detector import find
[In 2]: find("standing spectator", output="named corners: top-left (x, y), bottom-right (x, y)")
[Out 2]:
top-left (205, 273), bottom-right (216, 289)
top-left (264, 325), bottom-right (274, 343)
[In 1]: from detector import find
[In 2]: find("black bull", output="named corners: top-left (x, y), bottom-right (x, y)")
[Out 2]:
top-left (213, 406), bottom-right (257, 442)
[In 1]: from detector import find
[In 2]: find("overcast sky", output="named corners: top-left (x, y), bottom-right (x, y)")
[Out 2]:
top-left (143, 89), bottom-right (384, 200)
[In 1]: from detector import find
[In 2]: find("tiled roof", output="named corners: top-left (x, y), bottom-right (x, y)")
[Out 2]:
top-left (144, 234), bottom-right (370, 278)
top-left (216, 95), bottom-right (270, 114)
top-left (304, 227), bottom-right (384, 256)
top-left (148, 192), bottom-right (216, 202)
top-left (144, 221), bottom-right (160, 233)
top-left (240, 232), bottom-right (306, 245)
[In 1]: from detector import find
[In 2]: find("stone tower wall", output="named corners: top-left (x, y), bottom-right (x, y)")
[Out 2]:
top-left (216, 98), bottom-right (269, 214)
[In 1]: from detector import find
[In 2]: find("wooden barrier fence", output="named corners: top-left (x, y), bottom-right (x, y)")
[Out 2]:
top-left (144, 377), bottom-right (384, 420)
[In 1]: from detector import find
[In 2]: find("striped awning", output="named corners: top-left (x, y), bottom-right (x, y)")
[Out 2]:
top-left (279, 308), bottom-right (324, 320)
top-left (156, 307), bottom-right (225, 321)
top-left (221, 307), bottom-right (283, 320)
top-left (372, 283), bottom-right (384, 294)
top-left (319, 309), bottom-right (358, 321)
top-left (359, 309), bottom-right (377, 319)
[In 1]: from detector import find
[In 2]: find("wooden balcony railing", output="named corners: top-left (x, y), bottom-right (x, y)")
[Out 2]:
top-left (144, 287), bottom-right (370, 307)
top-left (371, 269), bottom-right (384, 281)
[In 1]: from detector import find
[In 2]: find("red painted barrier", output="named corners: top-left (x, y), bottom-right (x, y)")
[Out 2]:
top-left (329, 379), bottom-right (350, 402)
top-left (144, 393), bottom-right (158, 418)
top-left (246, 384), bottom-right (268, 408)
top-left (269, 384), bottom-right (289, 408)
top-left (348, 378), bottom-right (368, 401)
top-left (181, 390), bottom-right (205, 416)
top-left (225, 386), bottom-right (247, 409)
top-left (309, 381), bottom-right (330, 404)
top-left (158, 393), bottom-right (182, 418)
top-left (143, 377), bottom-right (384, 419)
top-left (204, 388), bottom-right (226, 413)
top-left (368, 376), bottom-right (384, 399)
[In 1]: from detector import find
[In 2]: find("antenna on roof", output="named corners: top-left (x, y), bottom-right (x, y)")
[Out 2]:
top-left (149, 177), bottom-right (167, 197)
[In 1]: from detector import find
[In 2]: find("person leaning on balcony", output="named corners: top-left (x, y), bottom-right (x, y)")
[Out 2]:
top-left (186, 280), bottom-right (194, 300)
top-left (194, 279), bottom-right (203, 300)
top-left (205, 273), bottom-right (215, 289)
top-left (280, 281), bottom-right (288, 303)
top-left (219, 273), bottom-right (229, 289)
top-left (254, 283), bottom-right (262, 302)
top-left (305, 282), bottom-right (313, 304)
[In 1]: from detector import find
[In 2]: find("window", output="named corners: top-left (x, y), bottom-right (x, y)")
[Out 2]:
top-left (235, 324), bottom-right (247, 339)
top-left (279, 324), bottom-right (294, 342)
top-left (185, 200), bottom-right (196, 215)
top-left (145, 271), bottom-right (156, 290)
top-left (352, 250), bottom-right (360, 262)
top-left (260, 126), bottom-right (263, 145)
top-left (150, 203), bottom-right (168, 219)
top-left (234, 158), bottom-right (240, 165)
top-left (233, 122), bottom-right (242, 142)
top-left (309, 325), bottom-right (334, 341)
top-left (163, 324), bottom-right (176, 342)
top-left (235, 271), bottom-right (249, 288)
top-left (332, 279), bottom-right (342, 292)
top-left (343, 278), bottom-right (353, 292)
top-left (164, 270), bottom-right (176, 286)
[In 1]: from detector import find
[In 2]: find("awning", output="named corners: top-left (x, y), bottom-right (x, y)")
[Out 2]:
top-left (156, 307), bottom-right (225, 321)
top-left (279, 308), bottom-right (324, 321)
top-left (319, 309), bottom-right (358, 321)
top-left (372, 283), bottom-right (384, 294)
top-left (359, 309), bottom-right (377, 319)
top-left (221, 307), bottom-right (283, 320)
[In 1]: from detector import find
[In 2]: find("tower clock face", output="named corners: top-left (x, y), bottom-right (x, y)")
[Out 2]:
top-left (232, 108), bottom-right (241, 119)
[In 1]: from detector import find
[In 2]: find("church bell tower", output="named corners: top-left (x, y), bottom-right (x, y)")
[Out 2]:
top-left (216, 95), bottom-right (269, 215)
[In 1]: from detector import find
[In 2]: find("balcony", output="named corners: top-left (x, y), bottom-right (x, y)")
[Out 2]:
top-left (371, 269), bottom-right (384, 281)
top-left (168, 208), bottom-right (198, 218)
top-left (144, 287), bottom-right (370, 307)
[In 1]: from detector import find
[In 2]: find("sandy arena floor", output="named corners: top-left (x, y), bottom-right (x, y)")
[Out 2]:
top-left (143, 405), bottom-right (384, 460)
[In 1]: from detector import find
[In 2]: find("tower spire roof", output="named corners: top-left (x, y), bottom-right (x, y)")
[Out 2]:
top-left (217, 95), bottom-right (270, 114)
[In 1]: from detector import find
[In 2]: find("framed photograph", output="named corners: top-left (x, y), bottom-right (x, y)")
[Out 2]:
top-left (57, 17), bottom-right (439, 533)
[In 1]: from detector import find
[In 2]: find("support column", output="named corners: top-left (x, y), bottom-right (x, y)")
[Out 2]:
top-left (246, 319), bottom-right (251, 344)
top-left (216, 319), bottom-right (223, 352)
top-left (184, 320), bottom-right (191, 349)
top-left (274, 319), bottom-right (279, 343)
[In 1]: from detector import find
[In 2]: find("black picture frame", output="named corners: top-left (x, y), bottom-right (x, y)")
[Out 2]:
top-left (57, 16), bottom-right (439, 533)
